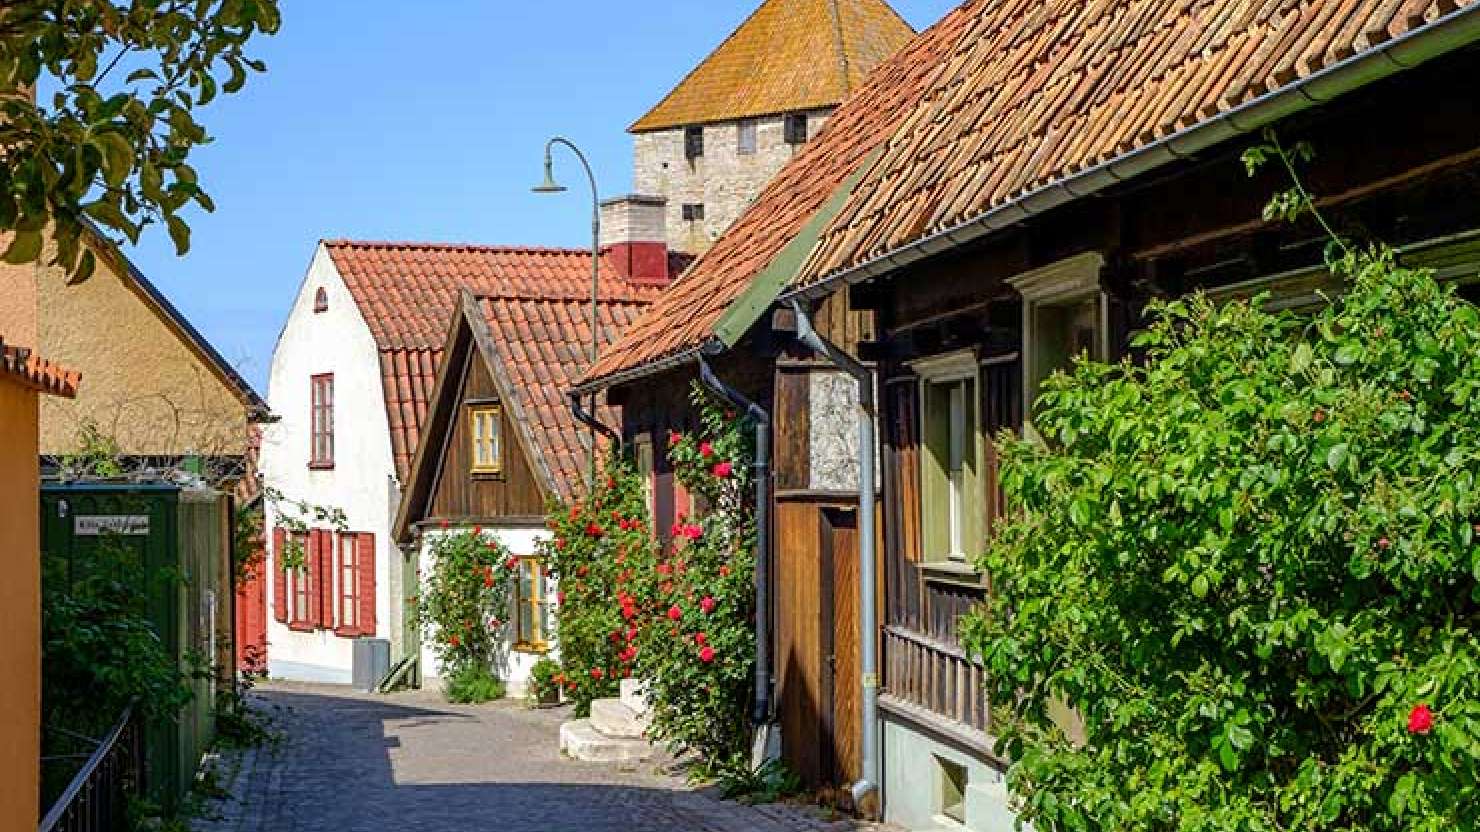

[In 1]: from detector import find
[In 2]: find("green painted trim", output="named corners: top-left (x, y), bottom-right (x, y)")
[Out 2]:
top-left (712, 148), bottom-right (883, 348)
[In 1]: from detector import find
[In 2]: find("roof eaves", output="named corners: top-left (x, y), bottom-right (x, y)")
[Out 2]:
top-left (570, 342), bottom-right (709, 397)
top-left (786, 1), bottom-right (1480, 304)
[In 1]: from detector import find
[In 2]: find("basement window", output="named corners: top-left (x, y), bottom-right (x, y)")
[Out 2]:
top-left (682, 203), bottom-right (705, 222)
top-left (784, 113), bottom-right (809, 145)
top-left (937, 757), bottom-right (968, 825)
top-left (684, 125), bottom-right (704, 160)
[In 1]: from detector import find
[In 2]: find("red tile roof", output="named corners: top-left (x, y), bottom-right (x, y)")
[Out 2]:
top-left (798, 0), bottom-right (1480, 286)
top-left (581, 3), bottom-right (974, 389)
top-left (478, 297), bottom-right (648, 502)
top-left (325, 241), bottom-right (668, 480)
top-left (0, 336), bottom-right (80, 398)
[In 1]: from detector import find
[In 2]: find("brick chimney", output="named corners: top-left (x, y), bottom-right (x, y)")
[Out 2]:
top-left (600, 195), bottom-right (670, 286)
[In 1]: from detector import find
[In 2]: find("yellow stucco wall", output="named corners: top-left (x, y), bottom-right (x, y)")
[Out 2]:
top-left (0, 235), bottom-right (41, 348)
top-left (0, 378), bottom-right (41, 827)
top-left (36, 240), bottom-right (249, 457)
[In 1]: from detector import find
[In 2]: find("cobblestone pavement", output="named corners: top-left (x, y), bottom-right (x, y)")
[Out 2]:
top-left (195, 682), bottom-right (877, 832)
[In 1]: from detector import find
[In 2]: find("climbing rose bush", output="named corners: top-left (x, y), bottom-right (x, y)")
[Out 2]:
top-left (629, 387), bottom-right (757, 768)
top-left (540, 461), bottom-right (655, 715)
top-left (962, 246), bottom-right (1480, 831)
top-left (419, 530), bottom-right (517, 681)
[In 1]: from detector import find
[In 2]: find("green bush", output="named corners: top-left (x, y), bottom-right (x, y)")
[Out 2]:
top-left (418, 529), bottom-right (518, 697)
top-left (444, 664), bottom-right (507, 704)
top-left (963, 245), bottom-right (1480, 831)
top-left (527, 657), bottom-right (562, 705)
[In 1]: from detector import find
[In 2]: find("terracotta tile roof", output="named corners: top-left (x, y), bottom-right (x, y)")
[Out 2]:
top-left (478, 297), bottom-right (648, 502)
top-left (583, 3), bottom-right (974, 388)
top-left (0, 336), bottom-right (80, 398)
top-left (630, 0), bottom-right (916, 132)
top-left (798, 0), bottom-right (1480, 286)
top-left (324, 241), bottom-right (667, 480)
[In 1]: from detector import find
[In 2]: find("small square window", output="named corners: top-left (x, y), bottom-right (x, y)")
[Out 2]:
top-left (737, 119), bottom-right (757, 155)
top-left (469, 405), bottom-right (502, 475)
top-left (684, 125), bottom-right (704, 160)
top-left (682, 203), bottom-right (705, 222)
top-left (784, 113), bottom-right (809, 145)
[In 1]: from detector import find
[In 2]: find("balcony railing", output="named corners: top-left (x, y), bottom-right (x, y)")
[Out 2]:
top-left (39, 704), bottom-right (143, 832)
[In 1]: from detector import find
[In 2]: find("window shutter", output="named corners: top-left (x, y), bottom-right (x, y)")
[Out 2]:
top-left (357, 533), bottom-right (377, 636)
top-left (309, 530), bottom-right (327, 629)
top-left (273, 527), bottom-right (288, 623)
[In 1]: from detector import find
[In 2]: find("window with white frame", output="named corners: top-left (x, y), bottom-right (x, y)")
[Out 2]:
top-left (911, 351), bottom-right (982, 562)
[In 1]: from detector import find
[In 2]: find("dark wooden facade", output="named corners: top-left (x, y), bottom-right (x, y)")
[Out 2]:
top-left (853, 45), bottom-right (1480, 759)
top-left (424, 347), bottom-right (546, 526)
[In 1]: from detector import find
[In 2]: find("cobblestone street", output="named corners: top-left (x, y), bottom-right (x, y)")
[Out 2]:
top-left (195, 683), bottom-right (871, 832)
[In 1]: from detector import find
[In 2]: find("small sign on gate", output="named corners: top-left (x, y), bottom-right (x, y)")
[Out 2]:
top-left (75, 515), bottom-right (151, 536)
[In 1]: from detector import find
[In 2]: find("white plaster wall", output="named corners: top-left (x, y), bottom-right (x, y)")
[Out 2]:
top-left (416, 525), bottom-right (556, 699)
top-left (882, 717), bottom-right (1017, 832)
top-left (260, 244), bottom-right (398, 684)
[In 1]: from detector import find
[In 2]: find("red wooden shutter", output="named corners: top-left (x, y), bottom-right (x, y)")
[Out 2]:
top-left (308, 530), bottom-right (326, 629)
top-left (272, 527), bottom-right (288, 623)
top-left (357, 533), bottom-right (376, 636)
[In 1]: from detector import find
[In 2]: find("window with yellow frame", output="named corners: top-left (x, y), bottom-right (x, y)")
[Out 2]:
top-left (513, 557), bottom-right (548, 653)
top-left (469, 403), bottom-right (502, 475)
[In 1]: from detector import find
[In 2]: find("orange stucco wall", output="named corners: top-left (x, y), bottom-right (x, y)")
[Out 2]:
top-left (0, 377), bottom-right (41, 827)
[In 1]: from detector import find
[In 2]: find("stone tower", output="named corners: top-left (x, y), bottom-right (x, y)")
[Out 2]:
top-left (630, 0), bottom-right (915, 255)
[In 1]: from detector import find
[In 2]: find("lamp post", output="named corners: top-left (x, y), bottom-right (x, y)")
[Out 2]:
top-left (534, 137), bottom-right (602, 476)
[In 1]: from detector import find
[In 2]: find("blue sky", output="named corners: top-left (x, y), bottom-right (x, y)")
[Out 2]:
top-left (113, 0), bottom-right (959, 392)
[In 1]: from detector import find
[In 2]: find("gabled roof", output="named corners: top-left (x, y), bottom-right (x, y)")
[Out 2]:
top-left (580, 2), bottom-right (975, 390)
top-left (85, 223), bottom-right (265, 417)
top-left (393, 291), bottom-right (646, 542)
top-left (324, 240), bottom-right (669, 480)
top-left (630, 0), bottom-right (916, 133)
top-left (0, 336), bottom-right (79, 398)
top-left (795, 0), bottom-right (1480, 290)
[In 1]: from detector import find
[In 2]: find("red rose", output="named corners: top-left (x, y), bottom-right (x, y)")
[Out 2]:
top-left (699, 646), bottom-right (716, 663)
top-left (712, 461), bottom-right (734, 478)
top-left (700, 441), bottom-right (714, 458)
top-left (1313, 408), bottom-right (1327, 423)
top-left (626, 627), bottom-right (638, 642)
top-left (448, 634), bottom-right (461, 647)
top-left (568, 506), bottom-right (580, 521)
top-left (505, 557), bottom-right (520, 572)
top-left (483, 573), bottom-right (495, 589)
top-left (670, 522), bottom-right (684, 538)
top-left (555, 538), bottom-right (566, 551)
top-left (700, 596), bottom-right (717, 614)
top-left (439, 519), bottom-right (450, 530)
top-left (1378, 537), bottom-right (1392, 550)
top-left (668, 430), bottom-right (683, 447)
top-left (657, 563), bottom-right (672, 576)
top-left (667, 605), bottom-right (682, 621)
top-left (609, 630), bottom-right (623, 644)
top-left (606, 476), bottom-right (617, 489)
top-left (590, 667), bottom-right (604, 680)
top-left (586, 522), bottom-right (604, 538)
top-left (557, 591), bottom-right (566, 605)
top-left (473, 525), bottom-right (482, 536)
top-left (488, 617), bottom-right (501, 629)
top-left (1408, 703), bottom-right (1434, 735)
top-left (695, 632), bottom-right (708, 646)
top-left (577, 565), bottom-right (589, 578)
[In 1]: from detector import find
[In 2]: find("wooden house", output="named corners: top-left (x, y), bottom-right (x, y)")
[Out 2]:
top-left (582, 1), bottom-right (1480, 830)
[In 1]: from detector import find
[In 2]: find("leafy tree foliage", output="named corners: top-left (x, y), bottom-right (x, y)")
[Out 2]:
top-left (964, 236), bottom-right (1480, 828)
top-left (0, 1), bottom-right (280, 280)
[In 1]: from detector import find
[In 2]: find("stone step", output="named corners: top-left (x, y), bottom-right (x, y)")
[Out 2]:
top-left (589, 697), bottom-right (651, 739)
top-left (558, 719), bottom-right (654, 764)
top-left (619, 678), bottom-right (650, 716)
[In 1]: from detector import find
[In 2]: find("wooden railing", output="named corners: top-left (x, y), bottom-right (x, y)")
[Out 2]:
top-left (39, 704), bottom-right (143, 832)
top-left (884, 624), bottom-right (989, 734)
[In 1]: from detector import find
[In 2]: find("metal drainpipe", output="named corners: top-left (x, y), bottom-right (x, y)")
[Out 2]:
top-left (568, 391), bottom-right (621, 456)
top-left (789, 300), bottom-right (880, 806)
top-left (696, 355), bottom-right (774, 729)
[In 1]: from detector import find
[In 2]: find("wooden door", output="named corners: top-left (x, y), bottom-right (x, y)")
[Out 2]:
top-left (821, 507), bottom-right (861, 784)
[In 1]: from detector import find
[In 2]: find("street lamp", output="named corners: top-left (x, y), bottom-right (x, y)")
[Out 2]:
top-left (534, 136), bottom-right (602, 477)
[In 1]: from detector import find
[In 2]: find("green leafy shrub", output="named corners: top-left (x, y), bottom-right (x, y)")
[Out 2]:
top-left (963, 244), bottom-right (1480, 830)
top-left (540, 461), bottom-right (654, 715)
top-left (628, 387), bottom-right (758, 770)
top-left (715, 757), bottom-right (804, 803)
top-left (527, 657), bottom-right (563, 706)
top-left (418, 530), bottom-right (517, 695)
top-left (444, 664), bottom-right (507, 704)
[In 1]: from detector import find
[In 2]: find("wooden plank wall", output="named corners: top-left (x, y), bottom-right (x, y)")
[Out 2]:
top-left (428, 352), bottom-right (546, 524)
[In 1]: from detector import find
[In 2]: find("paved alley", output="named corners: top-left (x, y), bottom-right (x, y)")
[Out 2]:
top-left (196, 683), bottom-right (869, 832)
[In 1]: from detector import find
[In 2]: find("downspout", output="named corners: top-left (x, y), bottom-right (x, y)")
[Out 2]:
top-left (789, 300), bottom-right (879, 807)
top-left (568, 391), bottom-right (621, 454)
top-left (696, 355), bottom-right (774, 731)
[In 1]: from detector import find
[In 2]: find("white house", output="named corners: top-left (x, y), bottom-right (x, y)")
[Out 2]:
top-left (260, 217), bottom-right (671, 686)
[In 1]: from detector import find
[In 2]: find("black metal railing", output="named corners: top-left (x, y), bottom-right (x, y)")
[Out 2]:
top-left (39, 704), bottom-right (143, 832)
